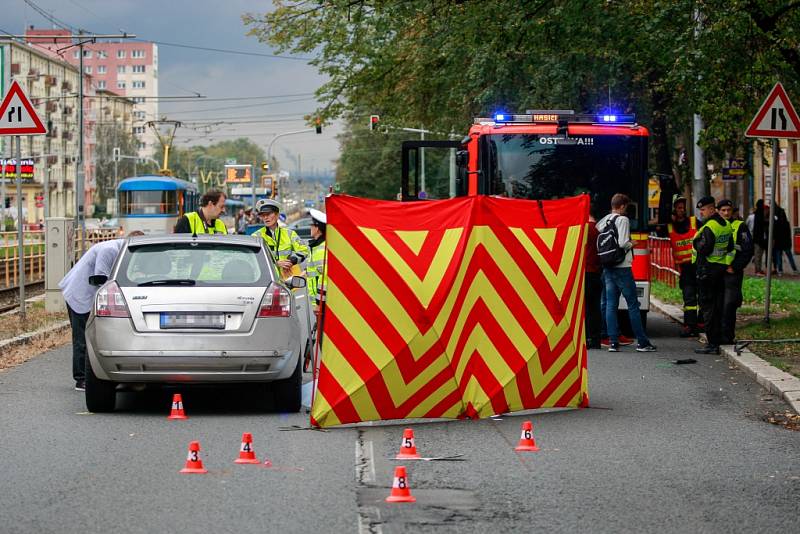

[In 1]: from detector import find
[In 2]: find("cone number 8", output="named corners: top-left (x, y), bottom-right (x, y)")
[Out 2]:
top-left (397, 476), bottom-right (407, 489)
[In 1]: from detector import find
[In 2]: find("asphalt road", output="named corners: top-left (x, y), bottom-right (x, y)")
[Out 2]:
top-left (0, 313), bottom-right (798, 533)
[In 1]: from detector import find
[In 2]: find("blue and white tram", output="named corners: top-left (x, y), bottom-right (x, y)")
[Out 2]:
top-left (117, 175), bottom-right (198, 235)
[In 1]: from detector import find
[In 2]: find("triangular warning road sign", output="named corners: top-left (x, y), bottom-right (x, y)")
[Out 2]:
top-left (745, 82), bottom-right (800, 139)
top-left (0, 81), bottom-right (47, 135)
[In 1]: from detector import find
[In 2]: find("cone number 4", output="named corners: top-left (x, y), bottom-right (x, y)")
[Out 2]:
top-left (241, 442), bottom-right (252, 452)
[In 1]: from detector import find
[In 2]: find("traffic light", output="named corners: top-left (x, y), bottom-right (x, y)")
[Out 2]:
top-left (369, 115), bottom-right (380, 131)
top-left (261, 161), bottom-right (269, 172)
top-left (315, 118), bottom-right (322, 134)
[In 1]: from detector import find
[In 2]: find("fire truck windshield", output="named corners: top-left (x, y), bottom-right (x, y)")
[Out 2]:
top-left (485, 133), bottom-right (647, 228)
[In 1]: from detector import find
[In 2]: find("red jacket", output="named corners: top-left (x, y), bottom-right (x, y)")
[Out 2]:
top-left (586, 222), bottom-right (600, 273)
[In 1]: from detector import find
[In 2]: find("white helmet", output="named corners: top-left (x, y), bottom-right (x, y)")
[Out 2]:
top-left (256, 198), bottom-right (282, 213)
top-left (308, 208), bottom-right (327, 225)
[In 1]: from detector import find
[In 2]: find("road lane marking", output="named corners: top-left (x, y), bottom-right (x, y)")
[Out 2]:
top-left (355, 432), bottom-right (382, 534)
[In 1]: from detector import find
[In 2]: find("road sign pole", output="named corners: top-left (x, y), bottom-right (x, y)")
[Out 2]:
top-left (764, 139), bottom-right (778, 324)
top-left (15, 135), bottom-right (25, 322)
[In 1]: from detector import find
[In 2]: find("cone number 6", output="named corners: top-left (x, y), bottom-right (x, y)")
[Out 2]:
top-left (523, 430), bottom-right (532, 440)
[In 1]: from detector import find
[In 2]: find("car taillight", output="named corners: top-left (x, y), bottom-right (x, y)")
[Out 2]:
top-left (96, 281), bottom-right (131, 318)
top-left (258, 283), bottom-right (291, 317)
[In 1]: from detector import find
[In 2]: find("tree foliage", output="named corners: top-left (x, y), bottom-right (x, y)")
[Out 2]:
top-left (245, 1), bottom-right (800, 192)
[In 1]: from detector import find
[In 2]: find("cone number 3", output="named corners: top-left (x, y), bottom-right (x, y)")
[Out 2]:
top-left (187, 450), bottom-right (198, 462)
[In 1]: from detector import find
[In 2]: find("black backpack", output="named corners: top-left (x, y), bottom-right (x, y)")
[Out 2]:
top-left (597, 215), bottom-right (627, 267)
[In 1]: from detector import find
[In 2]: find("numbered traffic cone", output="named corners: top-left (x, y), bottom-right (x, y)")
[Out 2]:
top-left (234, 432), bottom-right (260, 464)
top-left (167, 393), bottom-right (188, 420)
top-left (395, 428), bottom-right (421, 459)
top-left (180, 441), bottom-right (208, 474)
top-left (385, 466), bottom-right (416, 503)
top-left (514, 421), bottom-right (540, 452)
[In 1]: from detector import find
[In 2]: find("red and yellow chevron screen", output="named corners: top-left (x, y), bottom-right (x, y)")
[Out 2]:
top-left (310, 194), bottom-right (590, 427)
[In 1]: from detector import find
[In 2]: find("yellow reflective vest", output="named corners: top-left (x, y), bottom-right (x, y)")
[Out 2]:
top-left (307, 239), bottom-right (327, 304)
top-left (256, 225), bottom-right (310, 264)
top-left (186, 211), bottom-right (227, 234)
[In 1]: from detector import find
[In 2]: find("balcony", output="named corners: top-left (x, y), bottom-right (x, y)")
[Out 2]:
top-left (45, 75), bottom-right (57, 87)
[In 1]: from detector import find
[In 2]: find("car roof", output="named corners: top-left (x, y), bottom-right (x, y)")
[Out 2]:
top-left (126, 234), bottom-right (264, 250)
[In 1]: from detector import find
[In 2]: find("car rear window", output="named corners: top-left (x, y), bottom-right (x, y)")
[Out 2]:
top-left (116, 243), bottom-right (272, 287)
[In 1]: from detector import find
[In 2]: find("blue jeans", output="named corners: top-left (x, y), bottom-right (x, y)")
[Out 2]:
top-left (603, 267), bottom-right (650, 346)
top-left (773, 248), bottom-right (798, 273)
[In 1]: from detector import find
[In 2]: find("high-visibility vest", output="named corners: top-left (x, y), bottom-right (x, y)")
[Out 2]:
top-left (186, 211), bottom-right (227, 234)
top-left (692, 217), bottom-right (733, 265)
top-left (256, 225), bottom-right (310, 264)
top-left (668, 216), bottom-right (697, 265)
top-left (727, 219), bottom-right (743, 264)
top-left (307, 240), bottom-right (327, 303)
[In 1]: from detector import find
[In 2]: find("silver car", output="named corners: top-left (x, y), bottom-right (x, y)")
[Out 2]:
top-left (84, 234), bottom-right (312, 413)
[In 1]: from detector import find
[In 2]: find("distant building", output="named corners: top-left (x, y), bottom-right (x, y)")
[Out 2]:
top-left (1, 39), bottom-right (82, 222)
top-left (24, 27), bottom-right (159, 159)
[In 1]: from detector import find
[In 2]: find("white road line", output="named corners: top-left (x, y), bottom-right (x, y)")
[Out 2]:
top-left (356, 436), bottom-right (382, 534)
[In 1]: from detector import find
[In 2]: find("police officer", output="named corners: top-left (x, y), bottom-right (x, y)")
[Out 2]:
top-left (306, 208), bottom-right (327, 307)
top-left (667, 196), bottom-right (700, 337)
top-left (692, 196), bottom-right (733, 355)
top-left (254, 198), bottom-right (310, 277)
top-left (717, 199), bottom-right (754, 344)
top-left (174, 189), bottom-right (228, 234)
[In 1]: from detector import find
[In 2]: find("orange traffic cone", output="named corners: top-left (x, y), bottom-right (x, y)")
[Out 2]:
top-left (514, 421), bottom-right (540, 452)
top-left (234, 432), bottom-right (260, 464)
top-left (167, 393), bottom-right (188, 420)
top-left (180, 441), bottom-right (208, 474)
top-left (395, 428), bottom-right (421, 459)
top-left (385, 466), bottom-right (416, 503)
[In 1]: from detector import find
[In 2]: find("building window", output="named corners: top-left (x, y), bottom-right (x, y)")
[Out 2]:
top-left (138, 142), bottom-right (147, 151)
top-left (132, 50), bottom-right (145, 59)
top-left (82, 50), bottom-right (92, 58)
top-left (97, 50), bottom-right (107, 59)
top-left (117, 65), bottom-right (126, 74)
top-left (132, 65), bottom-right (146, 74)
top-left (133, 126), bottom-right (146, 135)
top-left (117, 49), bottom-right (126, 59)
top-left (84, 66), bottom-right (92, 74)
top-left (117, 81), bottom-right (126, 89)
top-left (73, 50), bottom-right (80, 59)
top-left (133, 97), bottom-right (145, 104)
top-left (132, 81), bottom-right (145, 89)
top-left (97, 65), bottom-right (107, 74)
top-left (134, 110), bottom-right (146, 120)
top-left (97, 81), bottom-right (106, 90)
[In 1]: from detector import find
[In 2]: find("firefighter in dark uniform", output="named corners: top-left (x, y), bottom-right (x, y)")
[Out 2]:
top-left (692, 196), bottom-right (733, 355)
top-left (666, 196), bottom-right (700, 337)
top-left (717, 199), bottom-right (754, 344)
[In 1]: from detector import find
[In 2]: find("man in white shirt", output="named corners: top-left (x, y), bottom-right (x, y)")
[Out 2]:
top-left (59, 233), bottom-right (142, 390)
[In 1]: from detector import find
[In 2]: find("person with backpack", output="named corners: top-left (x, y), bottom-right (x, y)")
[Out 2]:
top-left (692, 196), bottom-right (734, 355)
top-left (596, 193), bottom-right (657, 353)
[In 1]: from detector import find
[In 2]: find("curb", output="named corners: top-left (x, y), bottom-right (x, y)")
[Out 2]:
top-left (650, 297), bottom-right (800, 415)
top-left (0, 320), bottom-right (71, 353)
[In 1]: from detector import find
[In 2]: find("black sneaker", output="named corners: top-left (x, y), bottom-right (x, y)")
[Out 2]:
top-left (694, 345), bottom-right (720, 355)
top-left (74, 380), bottom-right (86, 391)
top-left (608, 342), bottom-right (620, 352)
top-left (636, 344), bottom-right (657, 352)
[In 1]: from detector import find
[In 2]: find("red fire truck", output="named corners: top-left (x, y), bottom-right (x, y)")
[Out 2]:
top-left (400, 111), bottom-right (655, 327)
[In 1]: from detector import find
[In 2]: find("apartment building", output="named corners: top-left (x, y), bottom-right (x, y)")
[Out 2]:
top-left (24, 28), bottom-right (159, 159)
top-left (1, 39), bottom-right (81, 222)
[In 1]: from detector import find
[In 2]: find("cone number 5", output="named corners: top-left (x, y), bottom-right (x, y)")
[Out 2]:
top-left (403, 438), bottom-right (413, 448)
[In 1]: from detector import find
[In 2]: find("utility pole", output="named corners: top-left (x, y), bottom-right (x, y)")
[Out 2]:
top-left (692, 8), bottom-right (706, 208)
top-left (77, 35), bottom-right (85, 252)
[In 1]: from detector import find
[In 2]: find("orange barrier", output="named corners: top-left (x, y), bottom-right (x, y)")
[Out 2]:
top-left (648, 236), bottom-right (679, 288)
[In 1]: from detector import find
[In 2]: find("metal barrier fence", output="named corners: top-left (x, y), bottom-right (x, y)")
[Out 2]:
top-left (0, 228), bottom-right (121, 290)
top-left (648, 236), bottom-right (679, 288)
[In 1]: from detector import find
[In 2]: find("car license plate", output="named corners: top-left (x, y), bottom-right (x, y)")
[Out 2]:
top-left (160, 313), bottom-right (225, 329)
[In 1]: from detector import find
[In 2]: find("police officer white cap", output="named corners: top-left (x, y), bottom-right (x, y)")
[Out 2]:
top-left (256, 198), bottom-right (282, 213)
top-left (308, 208), bottom-right (327, 225)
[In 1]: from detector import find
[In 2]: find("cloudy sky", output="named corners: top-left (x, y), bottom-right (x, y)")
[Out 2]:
top-left (4, 0), bottom-right (341, 175)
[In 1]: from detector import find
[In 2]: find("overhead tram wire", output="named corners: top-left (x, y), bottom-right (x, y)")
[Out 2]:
top-left (133, 39), bottom-right (314, 61)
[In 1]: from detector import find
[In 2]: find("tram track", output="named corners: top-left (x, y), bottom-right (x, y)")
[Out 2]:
top-left (0, 282), bottom-right (45, 314)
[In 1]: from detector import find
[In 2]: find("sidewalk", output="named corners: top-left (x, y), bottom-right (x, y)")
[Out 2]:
top-left (650, 296), bottom-right (800, 415)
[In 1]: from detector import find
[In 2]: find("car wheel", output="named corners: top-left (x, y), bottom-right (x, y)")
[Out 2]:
top-left (273, 357), bottom-right (301, 413)
top-left (85, 361), bottom-right (116, 413)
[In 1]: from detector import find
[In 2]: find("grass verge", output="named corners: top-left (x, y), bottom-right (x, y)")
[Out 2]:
top-left (651, 278), bottom-right (800, 378)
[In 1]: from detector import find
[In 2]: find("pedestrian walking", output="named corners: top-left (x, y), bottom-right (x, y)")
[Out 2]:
top-left (237, 206), bottom-right (252, 234)
top-left (666, 196), bottom-right (700, 337)
top-left (584, 214), bottom-right (602, 349)
top-left (173, 189), bottom-right (228, 234)
top-left (596, 193), bottom-right (656, 352)
top-left (692, 196), bottom-right (733, 355)
top-left (717, 200), bottom-right (754, 344)
top-left (254, 198), bottom-right (310, 279)
top-left (751, 200), bottom-right (769, 274)
top-left (772, 206), bottom-right (798, 275)
top-left (58, 232), bottom-right (144, 390)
